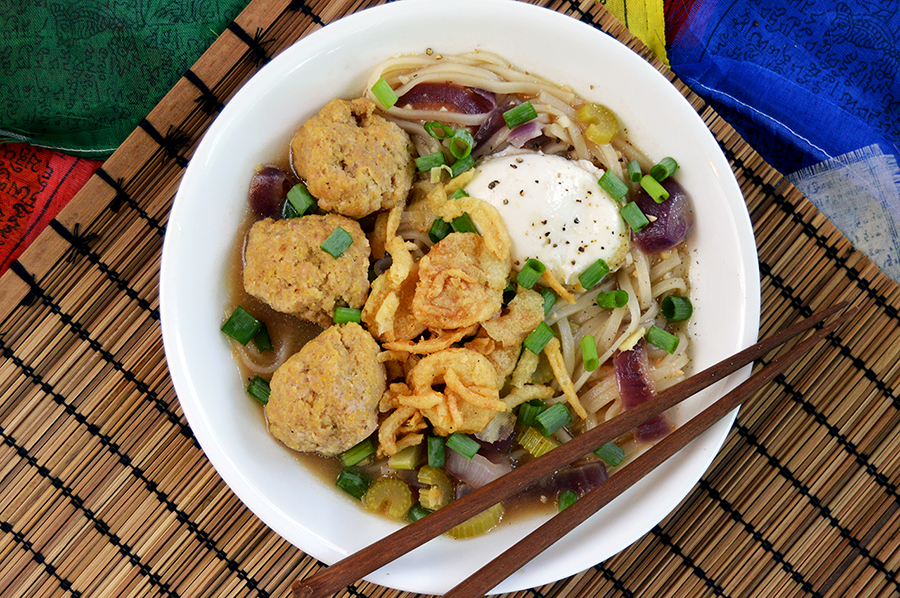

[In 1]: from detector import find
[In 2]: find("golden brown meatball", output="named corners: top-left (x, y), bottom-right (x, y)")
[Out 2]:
top-left (290, 97), bottom-right (415, 219)
top-left (243, 214), bottom-right (369, 327)
top-left (265, 323), bottom-right (385, 456)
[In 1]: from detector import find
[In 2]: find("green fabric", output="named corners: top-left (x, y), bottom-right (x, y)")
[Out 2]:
top-left (0, 0), bottom-right (251, 159)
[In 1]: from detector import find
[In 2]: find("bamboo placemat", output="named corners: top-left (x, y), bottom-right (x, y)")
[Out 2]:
top-left (1, 0), bottom-right (898, 596)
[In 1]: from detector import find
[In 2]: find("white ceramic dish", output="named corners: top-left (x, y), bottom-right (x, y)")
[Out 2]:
top-left (160, 0), bottom-right (760, 593)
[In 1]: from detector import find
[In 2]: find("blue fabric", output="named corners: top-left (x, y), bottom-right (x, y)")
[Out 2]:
top-left (666, 0), bottom-right (900, 176)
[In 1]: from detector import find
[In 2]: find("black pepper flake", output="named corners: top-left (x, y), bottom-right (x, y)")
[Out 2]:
top-left (552, 244), bottom-right (558, 248)
top-left (544, 231), bottom-right (550, 237)
top-left (519, 190), bottom-right (525, 196)
top-left (488, 180), bottom-right (500, 189)
top-left (571, 260), bottom-right (576, 265)
top-left (541, 220), bottom-right (548, 225)
top-left (565, 240), bottom-right (570, 245)
top-left (574, 218), bottom-right (580, 224)
top-left (503, 199), bottom-right (509, 205)
top-left (578, 246), bottom-right (585, 253)
top-left (510, 164), bottom-right (518, 169)
top-left (535, 180), bottom-right (540, 184)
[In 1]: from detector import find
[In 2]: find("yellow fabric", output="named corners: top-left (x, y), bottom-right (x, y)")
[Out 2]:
top-left (599, 0), bottom-right (668, 65)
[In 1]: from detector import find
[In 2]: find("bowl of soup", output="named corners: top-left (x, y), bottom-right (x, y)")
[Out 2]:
top-left (160, 0), bottom-right (759, 593)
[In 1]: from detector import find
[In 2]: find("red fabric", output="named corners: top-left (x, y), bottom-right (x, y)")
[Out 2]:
top-left (0, 144), bottom-right (102, 274)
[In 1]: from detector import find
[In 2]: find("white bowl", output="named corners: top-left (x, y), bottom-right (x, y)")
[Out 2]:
top-left (160, 0), bottom-right (760, 593)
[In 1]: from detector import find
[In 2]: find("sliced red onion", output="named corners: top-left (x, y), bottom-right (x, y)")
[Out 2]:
top-left (445, 448), bottom-right (512, 489)
top-left (632, 178), bottom-right (694, 253)
top-left (614, 340), bottom-right (673, 441)
top-left (248, 165), bottom-right (292, 218)
top-left (473, 99), bottom-right (518, 149)
top-left (397, 82), bottom-right (495, 114)
top-left (507, 120), bottom-right (543, 148)
top-left (516, 461), bottom-right (608, 501)
top-left (475, 412), bottom-right (516, 449)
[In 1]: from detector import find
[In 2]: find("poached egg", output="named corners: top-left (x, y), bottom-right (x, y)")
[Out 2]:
top-left (464, 151), bottom-right (629, 286)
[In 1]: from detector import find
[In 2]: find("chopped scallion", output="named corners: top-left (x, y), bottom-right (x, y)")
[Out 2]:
top-left (515, 258), bottom-right (546, 289)
top-left (540, 287), bottom-right (558, 315)
top-left (416, 151), bottom-right (447, 172)
top-left (450, 154), bottom-right (475, 177)
top-left (597, 289), bottom-right (629, 309)
top-left (598, 170), bottom-right (628, 202)
top-left (253, 323), bottom-right (273, 352)
top-left (449, 129), bottom-right (475, 160)
top-left (340, 438), bottom-right (375, 467)
top-left (246, 376), bottom-right (270, 405)
top-left (446, 433), bottom-right (480, 460)
top-left (286, 182), bottom-right (316, 216)
top-left (424, 121), bottom-right (453, 139)
top-left (517, 399), bottom-right (545, 428)
top-left (578, 258), bottom-right (610, 290)
top-left (646, 325), bottom-right (679, 354)
top-left (502, 101), bottom-right (538, 128)
top-left (650, 157), bottom-right (678, 181)
top-left (428, 217), bottom-right (452, 243)
top-left (371, 77), bottom-right (398, 109)
top-left (535, 403), bottom-right (572, 436)
top-left (620, 201), bottom-right (650, 231)
top-left (594, 442), bottom-right (625, 467)
top-left (407, 503), bottom-right (432, 522)
top-left (449, 188), bottom-right (470, 200)
top-left (336, 469), bottom-right (370, 499)
top-left (427, 435), bottom-right (446, 468)
top-left (662, 296), bottom-right (693, 321)
top-left (524, 321), bottom-right (555, 354)
top-left (627, 160), bottom-right (642, 182)
top-left (222, 306), bottom-right (262, 345)
top-left (558, 489), bottom-right (578, 511)
top-left (580, 335), bottom-right (600, 371)
top-left (640, 174), bottom-right (670, 203)
top-left (451, 212), bottom-right (479, 234)
top-left (320, 226), bottom-right (354, 258)
top-left (333, 306), bottom-right (362, 324)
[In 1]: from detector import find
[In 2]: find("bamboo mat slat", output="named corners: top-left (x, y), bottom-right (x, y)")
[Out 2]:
top-left (1, 0), bottom-right (899, 597)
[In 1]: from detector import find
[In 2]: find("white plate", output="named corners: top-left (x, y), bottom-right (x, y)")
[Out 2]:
top-left (160, 0), bottom-right (760, 593)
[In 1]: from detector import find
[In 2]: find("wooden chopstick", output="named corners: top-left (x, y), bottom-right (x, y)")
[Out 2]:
top-left (292, 302), bottom-right (851, 598)
top-left (443, 304), bottom-right (854, 597)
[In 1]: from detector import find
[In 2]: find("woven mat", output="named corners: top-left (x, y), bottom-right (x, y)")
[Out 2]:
top-left (2, 1), bottom-right (899, 597)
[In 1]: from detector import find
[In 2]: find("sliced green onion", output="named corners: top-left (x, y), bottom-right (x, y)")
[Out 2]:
top-left (597, 289), bottom-right (629, 309)
top-left (619, 201), bottom-right (650, 231)
top-left (449, 129), bottom-right (475, 160)
top-left (371, 77), bottom-right (398, 109)
top-left (424, 121), bottom-right (453, 139)
top-left (253, 323), bottom-right (273, 352)
top-left (580, 335), bottom-right (600, 371)
top-left (340, 438), bottom-right (375, 467)
top-left (446, 433), bottom-right (480, 460)
top-left (598, 170), bottom-right (628, 202)
top-left (650, 157), bottom-right (678, 181)
top-left (320, 226), bottom-right (354, 258)
top-left (336, 469), bottom-right (370, 499)
top-left (627, 160), bottom-right (642, 182)
top-left (516, 258), bottom-right (546, 289)
top-left (416, 151), bottom-right (447, 172)
top-left (286, 182), bottom-right (316, 216)
top-left (503, 101), bottom-right (538, 128)
top-left (535, 403), bottom-right (572, 436)
top-left (540, 287), bottom-right (558, 315)
top-left (524, 322), bottom-right (555, 354)
top-left (640, 174), bottom-right (670, 203)
top-left (222, 306), bottom-right (262, 345)
top-left (282, 198), bottom-right (300, 219)
top-left (594, 442), bottom-right (625, 467)
top-left (662, 296), bottom-right (693, 321)
top-left (646, 325), bottom-right (679, 354)
top-left (451, 212), bottom-right (479, 234)
top-left (427, 435), bottom-right (446, 468)
top-left (558, 489), bottom-right (578, 511)
top-left (333, 306), bottom-right (362, 324)
top-left (578, 258), bottom-right (610, 290)
top-left (407, 503), bottom-right (432, 523)
top-left (517, 399), bottom-right (545, 428)
top-left (428, 217), bottom-right (452, 243)
top-left (246, 376), bottom-right (270, 405)
top-left (449, 188), bottom-right (470, 200)
top-left (450, 154), bottom-right (475, 178)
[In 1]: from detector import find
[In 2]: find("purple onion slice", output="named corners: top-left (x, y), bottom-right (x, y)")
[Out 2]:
top-left (248, 165), bottom-right (292, 218)
top-left (632, 178), bottom-right (694, 253)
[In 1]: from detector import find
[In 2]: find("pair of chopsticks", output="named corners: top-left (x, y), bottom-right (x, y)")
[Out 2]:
top-left (293, 302), bottom-right (852, 598)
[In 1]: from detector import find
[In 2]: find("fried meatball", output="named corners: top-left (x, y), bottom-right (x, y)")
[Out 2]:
top-left (291, 97), bottom-right (415, 219)
top-left (243, 214), bottom-right (369, 327)
top-left (265, 323), bottom-right (385, 456)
